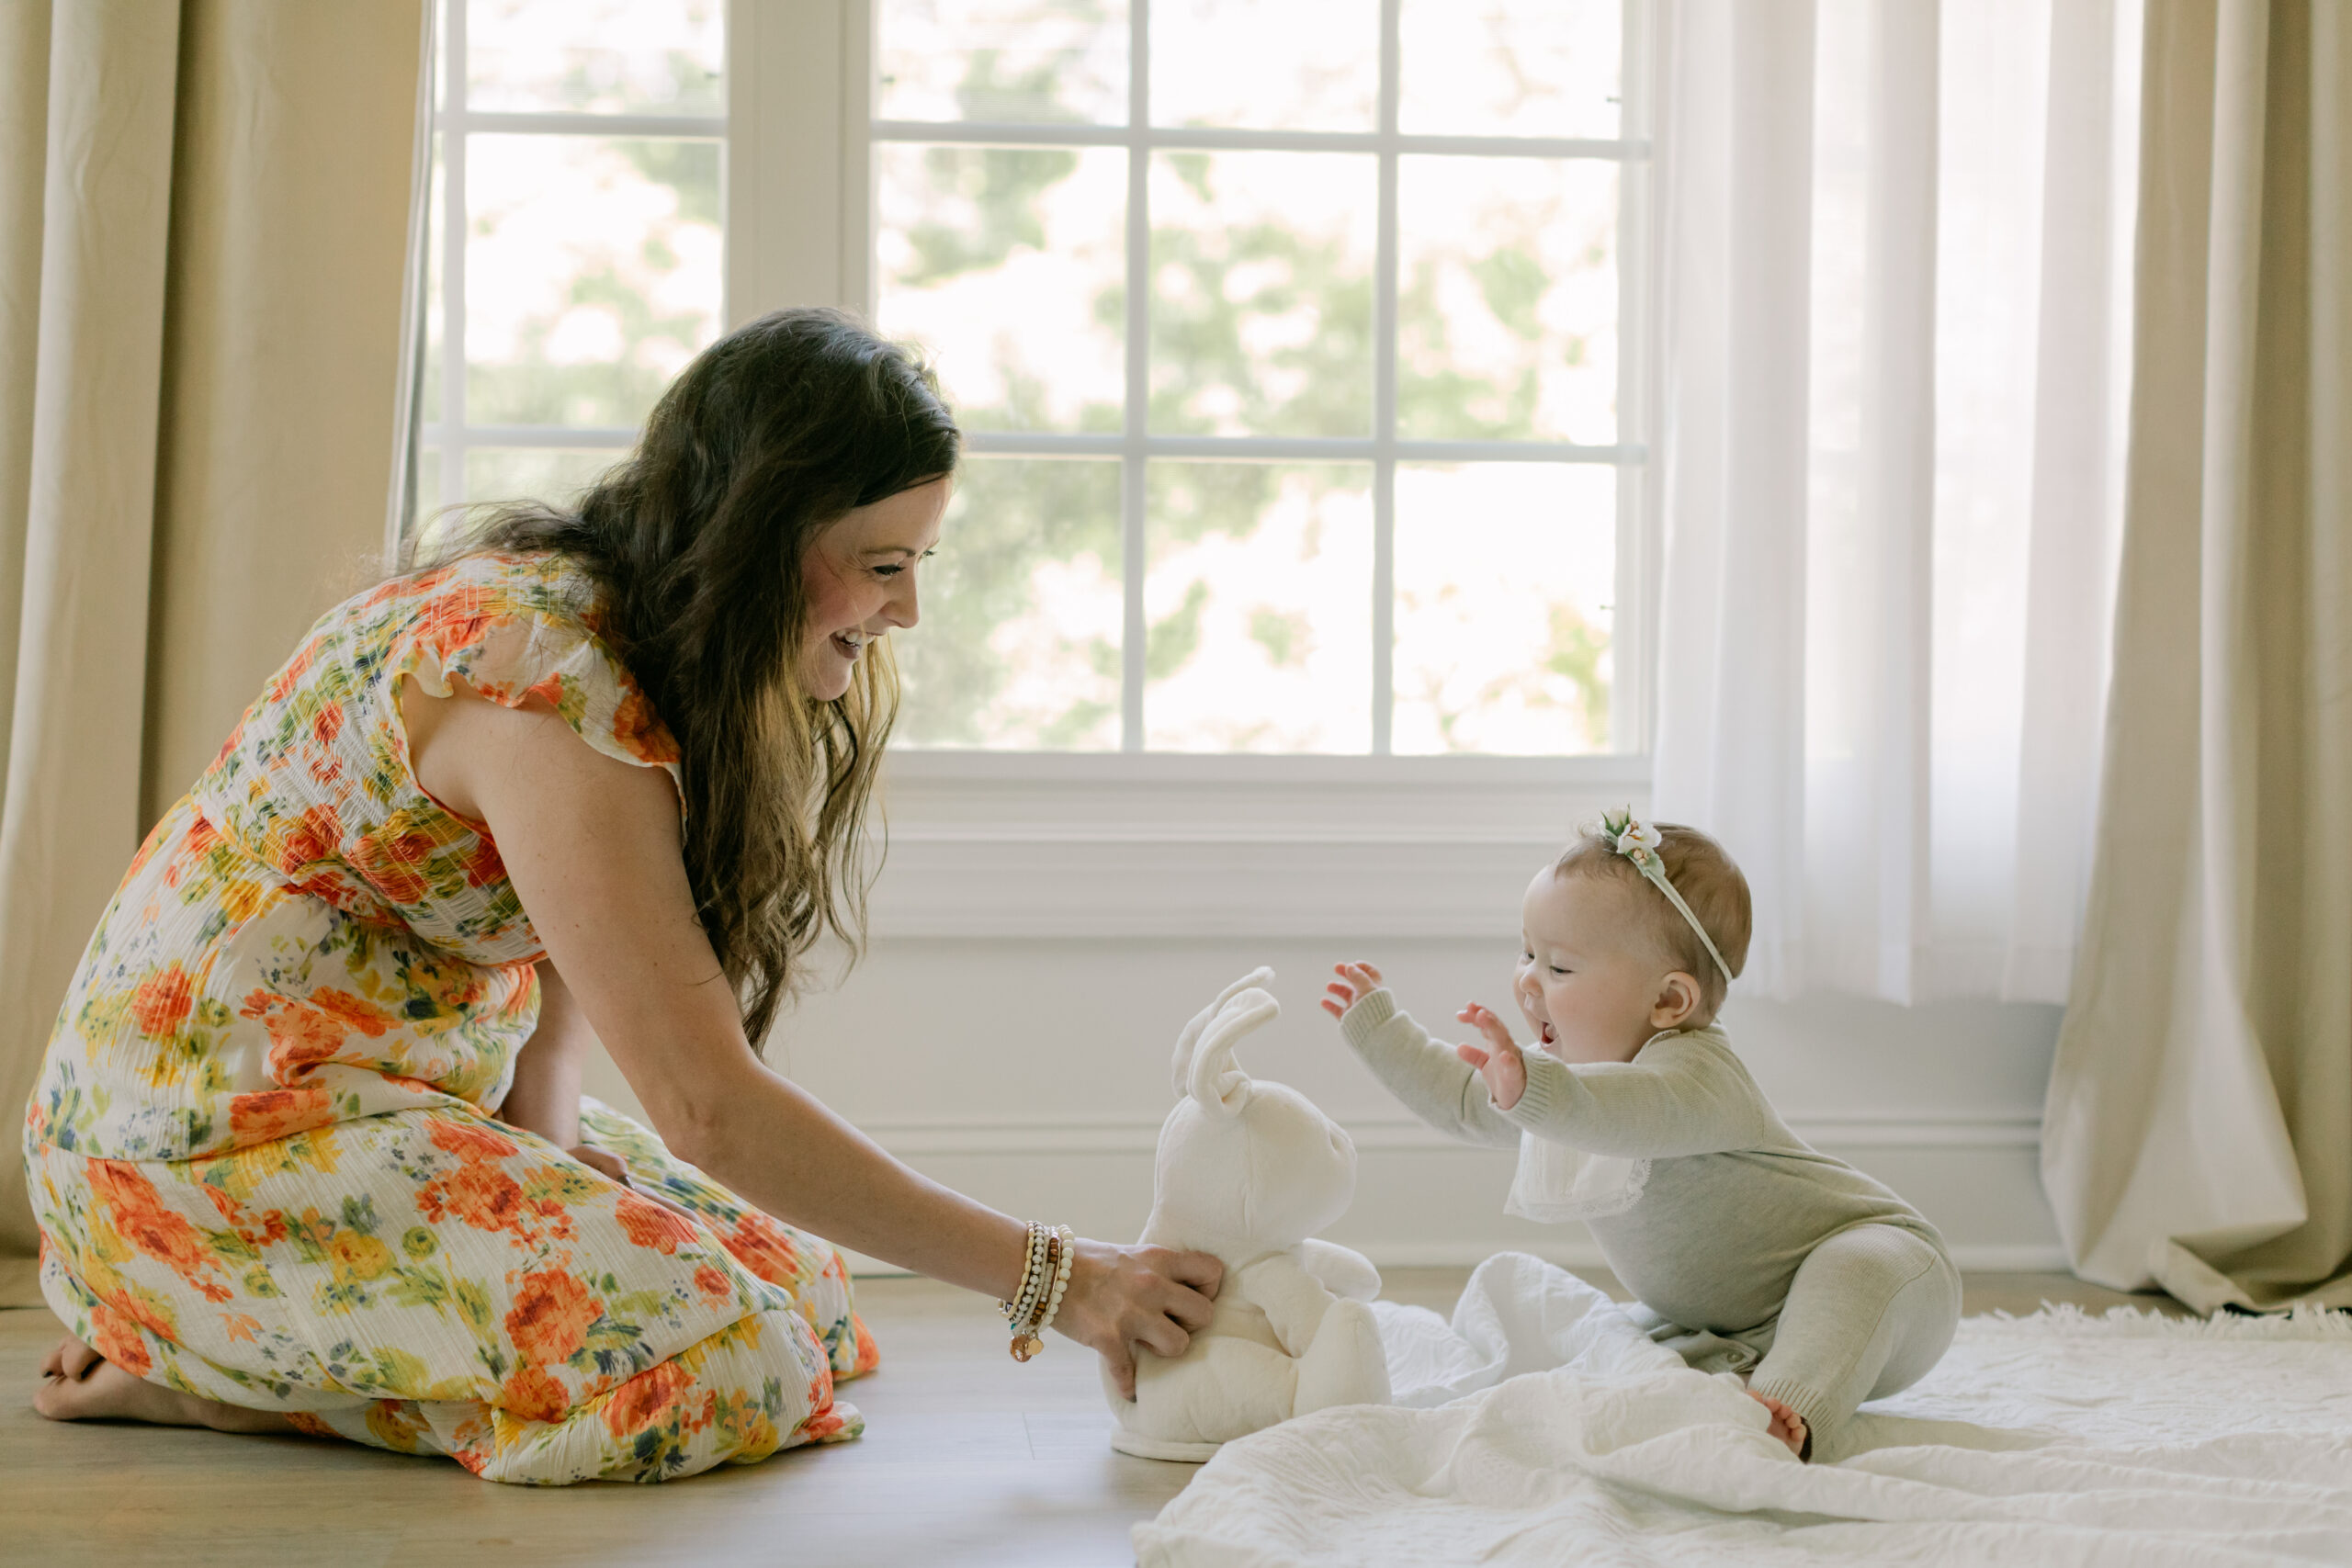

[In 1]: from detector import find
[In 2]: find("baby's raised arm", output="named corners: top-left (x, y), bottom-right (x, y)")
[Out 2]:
top-left (1489, 1030), bottom-right (1772, 1159)
top-left (1324, 964), bottom-right (1519, 1149)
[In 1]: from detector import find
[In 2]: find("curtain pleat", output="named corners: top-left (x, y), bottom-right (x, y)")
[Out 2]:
top-left (2042, 0), bottom-right (2352, 1310)
top-left (0, 2), bottom-right (425, 1295)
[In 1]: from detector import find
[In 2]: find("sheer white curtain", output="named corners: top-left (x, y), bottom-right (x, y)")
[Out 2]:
top-left (1648, 0), bottom-right (2143, 1005)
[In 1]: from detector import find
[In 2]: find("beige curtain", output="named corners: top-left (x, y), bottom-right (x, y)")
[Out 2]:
top-left (2043, 0), bottom-right (2351, 1312)
top-left (0, 1), bottom-right (427, 1304)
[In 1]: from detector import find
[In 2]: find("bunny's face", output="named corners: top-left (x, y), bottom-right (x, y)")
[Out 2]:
top-left (1149, 985), bottom-right (1360, 1254)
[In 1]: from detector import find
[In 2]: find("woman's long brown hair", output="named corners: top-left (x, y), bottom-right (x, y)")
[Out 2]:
top-left (414, 309), bottom-right (959, 1049)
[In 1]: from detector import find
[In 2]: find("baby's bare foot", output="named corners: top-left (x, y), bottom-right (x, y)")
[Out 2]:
top-left (1746, 1388), bottom-right (1808, 1459)
top-left (35, 1334), bottom-right (293, 1434)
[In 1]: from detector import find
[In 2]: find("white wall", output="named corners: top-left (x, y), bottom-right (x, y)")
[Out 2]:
top-left (583, 757), bottom-right (2070, 1276)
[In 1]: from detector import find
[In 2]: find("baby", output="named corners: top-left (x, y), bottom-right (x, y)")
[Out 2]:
top-left (1321, 812), bottom-right (1959, 1460)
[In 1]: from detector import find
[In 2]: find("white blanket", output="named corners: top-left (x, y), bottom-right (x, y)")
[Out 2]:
top-left (1135, 1253), bottom-right (2352, 1567)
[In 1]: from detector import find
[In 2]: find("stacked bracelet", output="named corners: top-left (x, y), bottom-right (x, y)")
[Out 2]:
top-left (1001, 1222), bottom-right (1051, 1335)
top-left (1001, 1222), bottom-right (1076, 1362)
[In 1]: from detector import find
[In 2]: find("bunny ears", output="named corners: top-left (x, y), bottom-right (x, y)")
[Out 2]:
top-left (1170, 966), bottom-right (1280, 1113)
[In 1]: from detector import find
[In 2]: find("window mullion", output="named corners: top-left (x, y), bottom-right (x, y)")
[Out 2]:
top-left (1120, 0), bottom-right (1151, 753)
top-left (439, 0), bottom-right (469, 511)
top-left (1372, 0), bottom-right (1402, 756)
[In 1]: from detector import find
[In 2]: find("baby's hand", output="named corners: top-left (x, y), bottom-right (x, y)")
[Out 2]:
top-left (1454, 1003), bottom-right (1528, 1111)
top-left (1319, 961), bottom-right (1386, 1021)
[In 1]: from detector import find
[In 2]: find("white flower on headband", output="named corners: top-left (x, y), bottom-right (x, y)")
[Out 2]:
top-left (1615, 819), bottom-right (1664, 860)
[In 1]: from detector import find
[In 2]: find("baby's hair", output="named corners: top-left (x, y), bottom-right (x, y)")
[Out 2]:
top-left (1553, 821), bottom-right (1752, 1021)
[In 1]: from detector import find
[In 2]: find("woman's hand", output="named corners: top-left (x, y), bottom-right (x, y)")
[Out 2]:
top-left (1319, 960), bottom-right (1386, 1020)
top-left (1454, 1003), bottom-right (1528, 1111)
top-left (1055, 1238), bottom-right (1224, 1400)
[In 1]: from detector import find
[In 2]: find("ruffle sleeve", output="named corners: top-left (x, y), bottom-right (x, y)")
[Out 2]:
top-left (394, 558), bottom-right (684, 809)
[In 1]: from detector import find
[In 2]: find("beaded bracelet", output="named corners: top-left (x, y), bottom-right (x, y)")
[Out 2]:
top-left (1007, 1224), bottom-right (1077, 1362)
top-left (1035, 1224), bottom-right (1076, 1337)
top-left (1001, 1221), bottom-right (1051, 1335)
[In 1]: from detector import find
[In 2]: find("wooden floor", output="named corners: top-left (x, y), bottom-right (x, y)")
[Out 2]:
top-left (1, 1268), bottom-right (2180, 1568)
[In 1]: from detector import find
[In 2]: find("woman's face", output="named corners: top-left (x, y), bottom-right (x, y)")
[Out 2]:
top-left (797, 476), bottom-right (952, 701)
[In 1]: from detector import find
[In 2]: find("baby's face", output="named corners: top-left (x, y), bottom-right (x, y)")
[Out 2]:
top-left (1513, 869), bottom-right (1684, 1065)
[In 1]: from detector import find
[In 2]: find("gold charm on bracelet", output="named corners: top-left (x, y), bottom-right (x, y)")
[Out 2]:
top-left (1011, 1333), bottom-right (1044, 1362)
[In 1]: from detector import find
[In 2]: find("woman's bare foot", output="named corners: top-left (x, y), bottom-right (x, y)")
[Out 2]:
top-left (1746, 1388), bottom-right (1808, 1459)
top-left (35, 1335), bottom-right (293, 1435)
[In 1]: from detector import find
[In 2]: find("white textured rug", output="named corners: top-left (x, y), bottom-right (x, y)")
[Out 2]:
top-left (1134, 1253), bottom-right (2352, 1567)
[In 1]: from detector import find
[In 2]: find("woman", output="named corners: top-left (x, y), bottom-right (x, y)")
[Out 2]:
top-left (22, 309), bottom-right (1221, 1483)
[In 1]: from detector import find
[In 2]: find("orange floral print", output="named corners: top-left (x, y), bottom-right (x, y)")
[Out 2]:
top-left (227, 1087), bottom-right (336, 1146)
top-left (602, 1359), bottom-right (692, 1439)
top-left (722, 1213), bottom-right (802, 1286)
top-left (87, 1161), bottom-right (232, 1303)
top-left (501, 1363), bottom-right (571, 1425)
top-left (310, 989), bottom-right (397, 1037)
top-left (418, 1158), bottom-right (529, 1235)
top-left (245, 997), bottom-right (348, 1082)
top-left (615, 1190), bottom-right (700, 1255)
top-left (128, 963), bottom-right (196, 1040)
top-left (266, 637), bottom-right (318, 702)
top-left (459, 836), bottom-right (508, 889)
top-left (268, 803), bottom-right (344, 872)
top-left (505, 1269), bottom-right (602, 1366)
top-left (350, 825), bottom-right (439, 905)
top-left (85, 1298), bottom-right (153, 1378)
top-left (424, 1115), bottom-right (519, 1164)
top-left (608, 687), bottom-right (680, 764)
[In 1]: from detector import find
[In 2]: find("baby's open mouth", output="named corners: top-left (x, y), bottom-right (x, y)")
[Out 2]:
top-left (1539, 1021), bottom-right (1555, 1046)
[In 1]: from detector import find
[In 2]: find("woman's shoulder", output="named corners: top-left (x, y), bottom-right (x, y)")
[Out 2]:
top-left (354, 549), bottom-right (597, 637)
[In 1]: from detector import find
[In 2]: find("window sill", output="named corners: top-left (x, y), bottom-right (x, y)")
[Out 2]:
top-left (867, 750), bottom-right (1651, 939)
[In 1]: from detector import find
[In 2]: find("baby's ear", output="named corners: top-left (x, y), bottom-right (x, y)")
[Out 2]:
top-left (1651, 971), bottom-right (1703, 1029)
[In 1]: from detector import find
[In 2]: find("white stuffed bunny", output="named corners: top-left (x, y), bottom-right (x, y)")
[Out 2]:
top-left (1105, 968), bottom-right (1393, 1461)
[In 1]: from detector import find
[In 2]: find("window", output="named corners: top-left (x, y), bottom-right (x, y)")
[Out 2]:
top-left (412, 1), bottom-right (1651, 761)
top-left (873, 0), bottom-right (1650, 756)
top-left (415, 0), bottom-right (727, 545)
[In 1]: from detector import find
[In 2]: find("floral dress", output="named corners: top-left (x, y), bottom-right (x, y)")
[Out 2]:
top-left (19, 552), bottom-right (878, 1484)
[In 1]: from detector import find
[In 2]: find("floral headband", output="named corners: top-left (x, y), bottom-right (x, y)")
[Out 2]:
top-left (1597, 807), bottom-right (1734, 985)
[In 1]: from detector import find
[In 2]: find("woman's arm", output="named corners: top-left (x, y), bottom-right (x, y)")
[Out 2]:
top-left (405, 680), bottom-right (1218, 1393)
top-left (496, 960), bottom-right (591, 1150)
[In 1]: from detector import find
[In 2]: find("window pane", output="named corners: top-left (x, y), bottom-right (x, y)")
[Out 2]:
top-left (1152, 0), bottom-right (1376, 131)
top-left (896, 458), bottom-right (1124, 750)
top-left (411, 447), bottom-right (627, 558)
top-left (466, 136), bottom-right (722, 429)
top-left (1144, 464), bottom-right (1372, 751)
top-left (467, 0), bottom-right (723, 116)
top-left (878, 0), bottom-right (1128, 124)
top-left (1397, 158), bottom-right (1617, 444)
top-left (876, 145), bottom-right (1125, 433)
top-left (1392, 464), bottom-right (1614, 754)
top-left (1149, 152), bottom-right (1374, 438)
top-left (1397, 0), bottom-right (1621, 139)
top-left (463, 447), bottom-right (628, 505)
